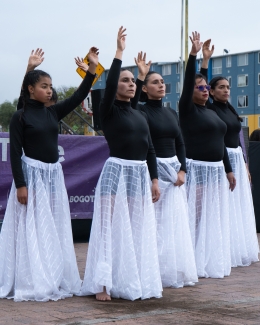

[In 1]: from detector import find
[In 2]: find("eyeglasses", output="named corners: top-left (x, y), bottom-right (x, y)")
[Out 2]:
top-left (195, 85), bottom-right (211, 91)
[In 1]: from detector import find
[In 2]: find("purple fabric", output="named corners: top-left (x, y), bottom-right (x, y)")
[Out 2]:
top-left (0, 133), bottom-right (109, 220)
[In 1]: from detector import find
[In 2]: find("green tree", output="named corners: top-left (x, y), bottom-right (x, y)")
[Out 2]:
top-left (56, 86), bottom-right (92, 135)
top-left (0, 101), bottom-right (16, 132)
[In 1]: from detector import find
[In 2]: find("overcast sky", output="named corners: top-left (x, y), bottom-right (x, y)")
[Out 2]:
top-left (0, 0), bottom-right (258, 103)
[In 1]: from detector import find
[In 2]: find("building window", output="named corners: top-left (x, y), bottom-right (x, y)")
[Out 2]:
top-left (176, 62), bottom-right (180, 74)
top-left (176, 101), bottom-right (179, 113)
top-left (238, 95), bottom-right (248, 108)
top-left (165, 83), bottom-right (171, 94)
top-left (226, 56), bottom-right (232, 68)
top-left (227, 76), bottom-right (232, 88)
top-left (258, 95), bottom-right (260, 106)
top-left (258, 52), bottom-right (260, 64)
top-left (176, 82), bottom-right (180, 93)
top-left (212, 58), bottom-right (222, 75)
top-left (163, 101), bottom-right (171, 108)
top-left (237, 54), bottom-right (248, 66)
top-left (98, 75), bottom-right (102, 81)
top-left (162, 64), bottom-right (171, 76)
top-left (258, 116), bottom-right (260, 127)
top-left (258, 73), bottom-right (260, 85)
top-left (241, 116), bottom-right (248, 127)
top-left (237, 74), bottom-right (248, 87)
top-left (197, 60), bottom-right (201, 72)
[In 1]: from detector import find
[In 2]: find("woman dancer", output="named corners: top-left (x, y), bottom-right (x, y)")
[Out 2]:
top-left (81, 27), bottom-right (162, 301)
top-left (0, 47), bottom-right (99, 301)
top-left (136, 71), bottom-right (198, 287)
top-left (179, 32), bottom-right (236, 278)
top-left (200, 41), bottom-right (259, 267)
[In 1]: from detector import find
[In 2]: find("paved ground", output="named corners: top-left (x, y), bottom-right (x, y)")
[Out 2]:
top-left (1, 238), bottom-right (260, 325)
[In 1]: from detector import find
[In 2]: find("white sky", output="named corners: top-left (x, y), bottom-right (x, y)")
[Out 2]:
top-left (0, 0), bottom-right (258, 103)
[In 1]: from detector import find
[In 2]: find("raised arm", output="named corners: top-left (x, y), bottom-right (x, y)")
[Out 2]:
top-left (131, 52), bottom-right (152, 109)
top-left (179, 31), bottom-right (203, 116)
top-left (99, 26), bottom-right (127, 120)
top-left (17, 49), bottom-right (45, 110)
top-left (52, 47), bottom-right (98, 121)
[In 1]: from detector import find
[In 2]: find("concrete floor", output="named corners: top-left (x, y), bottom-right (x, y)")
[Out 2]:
top-left (1, 238), bottom-right (260, 325)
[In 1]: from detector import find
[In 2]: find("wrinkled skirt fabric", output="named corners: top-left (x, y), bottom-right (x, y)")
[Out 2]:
top-left (0, 156), bottom-right (81, 302)
top-left (155, 156), bottom-right (198, 287)
top-left (186, 159), bottom-right (231, 278)
top-left (81, 157), bottom-right (162, 300)
top-left (227, 147), bottom-right (259, 267)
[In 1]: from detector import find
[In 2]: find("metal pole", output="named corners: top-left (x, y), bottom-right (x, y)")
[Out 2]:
top-left (184, 0), bottom-right (189, 65)
top-left (180, 0), bottom-right (184, 94)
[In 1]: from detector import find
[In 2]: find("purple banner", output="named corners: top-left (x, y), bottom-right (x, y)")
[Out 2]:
top-left (0, 132), bottom-right (109, 220)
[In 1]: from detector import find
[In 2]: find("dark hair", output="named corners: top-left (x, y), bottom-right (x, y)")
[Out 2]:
top-left (249, 129), bottom-right (260, 141)
top-left (209, 76), bottom-right (243, 122)
top-left (139, 71), bottom-right (159, 102)
top-left (50, 88), bottom-right (58, 104)
top-left (195, 73), bottom-right (207, 84)
top-left (22, 69), bottom-right (51, 108)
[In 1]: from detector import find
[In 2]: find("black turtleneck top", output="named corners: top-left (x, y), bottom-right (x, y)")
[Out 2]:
top-left (179, 55), bottom-right (232, 173)
top-left (138, 99), bottom-right (186, 172)
top-left (10, 71), bottom-right (95, 188)
top-left (199, 68), bottom-right (242, 149)
top-left (99, 58), bottom-right (158, 180)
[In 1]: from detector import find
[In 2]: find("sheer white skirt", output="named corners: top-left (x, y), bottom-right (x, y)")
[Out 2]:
top-left (186, 159), bottom-right (231, 278)
top-left (227, 147), bottom-right (259, 267)
top-left (155, 156), bottom-right (198, 287)
top-left (0, 156), bottom-right (81, 302)
top-left (81, 157), bottom-right (162, 300)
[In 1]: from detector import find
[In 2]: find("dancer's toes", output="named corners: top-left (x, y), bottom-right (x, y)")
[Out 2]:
top-left (96, 292), bottom-right (111, 301)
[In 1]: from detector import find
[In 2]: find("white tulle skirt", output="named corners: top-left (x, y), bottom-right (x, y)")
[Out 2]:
top-left (155, 156), bottom-right (198, 287)
top-left (186, 159), bottom-right (231, 278)
top-left (227, 147), bottom-right (259, 267)
top-left (0, 156), bottom-right (81, 302)
top-left (81, 157), bottom-right (162, 300)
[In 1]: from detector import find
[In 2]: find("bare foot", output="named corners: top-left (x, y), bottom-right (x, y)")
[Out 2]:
top-left (96, 288), bottom-right (111, 301)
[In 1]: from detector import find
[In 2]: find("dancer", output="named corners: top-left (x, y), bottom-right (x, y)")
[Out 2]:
top-left (0, 47), bottom-right (99, 301)
top-left (179, 32), bottom-right (236, 278)
top-left (136, 68), bottom-right (198, 287)
top-left (81, 27), bottom-right (162, 301)
top-left (200, 40), bottom-right (259, 267)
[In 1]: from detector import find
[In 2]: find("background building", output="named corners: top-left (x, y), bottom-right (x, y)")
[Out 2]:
top-left (92, 50), bottom-right (260, 135)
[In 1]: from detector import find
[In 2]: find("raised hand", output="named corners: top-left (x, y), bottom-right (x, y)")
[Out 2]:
top-left (202, 39), bottom-right (214, 60)
top-left (87, 47), bottom-right (99, 67)
top-left (117, 26), bottom-right (127, 52)
top-left (26, 48), bottom-right (44, 72)
top-left (134, 51), bottom-right (152, 80)
top-left (189, 31), bottom-right (203, 56)
top-left (75, 57), bottom-right (89, 73)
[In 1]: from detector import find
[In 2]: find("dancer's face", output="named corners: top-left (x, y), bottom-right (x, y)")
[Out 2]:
top-left (28, 76), bottom-right (53, 104)
top-left (116, 70), bottom-right (136, 101)
top-left (142, 73), bottom-right (165, 100)
top-left (192, 77), bottom-right (209, 106)
top-left (210, 79), bottom-right (230, 103)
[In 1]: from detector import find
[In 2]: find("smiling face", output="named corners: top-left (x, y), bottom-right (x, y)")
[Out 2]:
top-left (28, 76), bottom-right (53, 104)
top-left (192, 77), bottom-right (209, 106)
top-left (142, 73), bottom-right (166, 100)
top-left (116, 70), bottom-right (136, 101)
top-left (210, 79), bottom-right (230, 103)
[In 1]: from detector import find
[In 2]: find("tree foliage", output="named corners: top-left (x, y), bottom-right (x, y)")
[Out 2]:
top-left (0, 100), bottom-right (17, 132)
top-left (56, 86), bottom-right (92, 135)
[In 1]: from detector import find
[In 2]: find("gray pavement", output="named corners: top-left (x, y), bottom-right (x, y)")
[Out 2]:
top-left (1, 237), bottom-right (260, 325)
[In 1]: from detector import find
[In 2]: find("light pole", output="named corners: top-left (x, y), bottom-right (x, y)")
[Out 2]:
top-left (180, 0), bottom-right (184, 94)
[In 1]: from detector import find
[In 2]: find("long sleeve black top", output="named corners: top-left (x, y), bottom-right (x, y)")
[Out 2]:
top-left (99, 58), bottom-right (158, 180)
top-left (10, 71), bottom-right (95, 188)
top-left (138, 99), bottom-right (186, 172)
top-left (179, 54), bottom-right (232, 173)
top-left (199, 67), bottom-right (242, 149)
